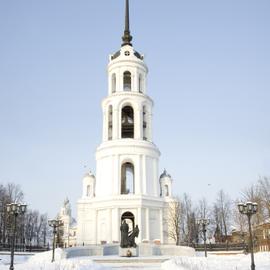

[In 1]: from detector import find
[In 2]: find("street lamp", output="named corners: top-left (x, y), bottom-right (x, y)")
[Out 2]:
top-left (238, 202), bottom-right (258, 270)
top-left (6, 203), bottom-right (27, 270)
top-left (48, 219), bottom-right (63, 262)
top-left (197, 218), bottom-right (210, 257)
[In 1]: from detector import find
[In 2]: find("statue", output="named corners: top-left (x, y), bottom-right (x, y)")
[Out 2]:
top-left (120, 220), bottom-right (139, 248)
top-left (128, 225), bottom-right (139, 247)
top-left (120, 220), bottom-right (129, 248)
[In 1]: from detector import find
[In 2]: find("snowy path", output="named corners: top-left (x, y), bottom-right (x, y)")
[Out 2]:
top-left (109, 265), bottom-right (161, 270)
top-left (95, 258), bottom-right (163, 270)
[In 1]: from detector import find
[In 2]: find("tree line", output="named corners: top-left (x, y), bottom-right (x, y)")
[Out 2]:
top-left (0, 183), bottom-right (48, 249)
top-left (168, 176), bottom-right (270, 246)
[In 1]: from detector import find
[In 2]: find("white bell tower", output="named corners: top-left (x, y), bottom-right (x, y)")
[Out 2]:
top-left (77, 0), bottom-right (174, 245)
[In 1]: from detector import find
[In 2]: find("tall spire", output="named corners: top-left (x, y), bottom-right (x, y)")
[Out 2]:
top-left (122, 0), bottom-right (133, 46)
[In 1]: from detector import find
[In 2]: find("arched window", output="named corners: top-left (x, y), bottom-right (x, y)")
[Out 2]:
top-left (123, 71), bottom-right (131, 91)
top-left (108, 105), bottom-right (113, 140)
top-left (143, 106), bottom-right (147, 140)
top-left (112, 73), bottom-right (116, 93)
top-left (86, 185), bottom-right (92, 197)
top-left (121, 162), bottom-right (134, 194)
top-left (138, 74), bottom-right (143, 93)
top-left (164, 185), bottom-right (169, 196)
top-left (121, 106), bottom-right (134, 138)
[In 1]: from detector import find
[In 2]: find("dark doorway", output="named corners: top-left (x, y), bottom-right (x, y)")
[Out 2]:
top-left (121, 211), bottom-right (135, 232)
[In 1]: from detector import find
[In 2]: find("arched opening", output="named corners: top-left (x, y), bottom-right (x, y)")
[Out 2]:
top-left (121, 162), bottom-right (134, 194)
top-left (121, 106), bottom-right (134, 138)
top-left (138, 74), bottom-right (143, 93)
top-left (112, 73), bottom-right (116, 93)
top-left (86, 185), bottom-right (92, 197)
top-left (123, 71), bottom-right (131, 91)
top-left (143, 106), bottom-right (147, 140)
top-left (121, 211), bottom-right (135, 232)
top-left (164, 185), bottom-right (169, 196)
top-left (108, 105), bottom-right (113, 140)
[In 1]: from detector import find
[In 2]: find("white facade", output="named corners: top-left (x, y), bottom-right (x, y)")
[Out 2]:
top-left (77, 2), bottom-right (174, 246)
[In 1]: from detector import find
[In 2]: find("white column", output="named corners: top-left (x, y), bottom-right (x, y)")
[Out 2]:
top-left (108, 72), bottom-right (111, 95)
top-left (142, 155), bottom-right (147, 194)
top-left (145, 208), bottom-right (149, 240)
top-left (134, 155), bottom-right (140, 195)
top-left (94, 210), bottom-right (97, 244)
top-left (119, 70), bottom-right (123, 91)
top-left (159, 209), bottom-right (164, 243)
top-left (138, 155), bottom-right (143, 194)
top-left (113, 155), bottom-right (119, 194)
top-left (111, 156), bottom-right (115, 196)
top-left (138, 105), bottom-right (143, 139)
top-left (153, 158), bottom-right (158, 196)
top-left (114, 155), bottom-right (120, 194)
top-left (148, 107), bottom-right (153, 142)
top-left (137, 207), bottom-right (142, 243)
top-left (115, 208), bottom-right (120, 242)
top-left (113, 108), bottom-right (118, 139)
top-left (109, 208), bottom-right (112, 243)
top-left (134, 106), bottom-right (140, 139)
top-left (102, 109), bottom-right (107, 142)
top-left (116, 68), bottom-right (120, 92)
top-left (142, 74), bottom-right (145, 94)
top-left (144, 73), bottom-right (148, 95)
top-left (118, 106), bottom-right (122, 139)
top-left (134, 68), bottom-right (138, 92)
top-left (132, 72), bottom-right (136, 92)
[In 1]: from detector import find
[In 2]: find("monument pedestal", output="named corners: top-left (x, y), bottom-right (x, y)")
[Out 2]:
top-left (119, 247), bottom-right (138, 257)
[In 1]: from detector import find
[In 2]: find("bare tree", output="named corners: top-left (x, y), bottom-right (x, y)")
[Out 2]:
top-left (197, 197), bottom-right (213, 241)
top-left (36, 214), bottom-right (47, 247)
top-left (198, 197), bottom-right (210, 219)
top-left (241, 183), bottom-right (264, 225)
top-left (25, 210), bottom-right (38, 247)
top-left (6, 183), bottom-right (24, 203)
top-left (258, 176), bottom-right (270, 220)
top-left (213, 189), bottom-right (232, 241)
top-left (167, 197), bottom-right (183, 245)
top-left (0, 183), bottom-right (24, 245)
top-left (232, 198), bottom-right (248, 244)
top-left (181, 193), bottom-right (197, 245)
top-left (0, 183), bottom-right (49, 249)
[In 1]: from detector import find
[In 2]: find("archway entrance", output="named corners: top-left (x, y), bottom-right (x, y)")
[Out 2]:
top-left (121, 211), bottom-right (135, 232)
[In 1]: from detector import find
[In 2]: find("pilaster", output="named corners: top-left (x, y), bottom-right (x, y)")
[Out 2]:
top-left (145, 208), bottom-right (150, 240)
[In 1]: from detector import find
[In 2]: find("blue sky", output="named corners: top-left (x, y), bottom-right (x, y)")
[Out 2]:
top-left (0, 0), bottom-right (269, 218)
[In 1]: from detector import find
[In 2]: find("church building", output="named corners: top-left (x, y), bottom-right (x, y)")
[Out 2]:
top-left (76, 0), bottom-right (174, 245)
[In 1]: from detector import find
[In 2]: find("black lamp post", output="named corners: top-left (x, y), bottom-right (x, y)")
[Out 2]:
top-left (197, 218), bottom-right (210, 257)
top-left (6, 203), bottom-right (27, 270)
top-left (48, 219), bottom-right (63, 262)
top-left (238, 202), bottom-right (258, 270)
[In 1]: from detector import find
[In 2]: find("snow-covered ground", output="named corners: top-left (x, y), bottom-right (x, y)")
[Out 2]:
top-left (0, 249), bottom-right (108, 270)
top-left (0, 253), bottom-right (29, 265)
top-left (162, 252), bottom-right (270, 270)
top-left (0, 249), bottom-right (270, 270)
